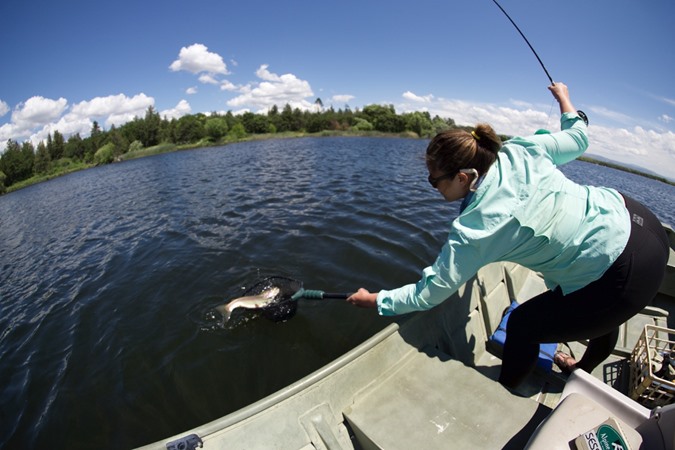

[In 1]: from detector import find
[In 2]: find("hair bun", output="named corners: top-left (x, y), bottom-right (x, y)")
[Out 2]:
top-left (474, 123), bottom-right (501, 154)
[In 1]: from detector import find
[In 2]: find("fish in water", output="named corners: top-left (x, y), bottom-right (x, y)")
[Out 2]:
top-left (215, 286), bottom-right (281, 324)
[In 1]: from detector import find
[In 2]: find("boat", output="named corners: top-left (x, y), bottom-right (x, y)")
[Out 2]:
top-left (139, 225), bottom-right (675, 450)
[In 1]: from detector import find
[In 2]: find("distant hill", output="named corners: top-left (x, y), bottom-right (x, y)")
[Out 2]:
top-left (582, 153), bottom-right (674, 185)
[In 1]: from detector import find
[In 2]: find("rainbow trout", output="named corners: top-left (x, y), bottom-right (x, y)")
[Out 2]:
top-left (215, 286), bottom-right (281, 323)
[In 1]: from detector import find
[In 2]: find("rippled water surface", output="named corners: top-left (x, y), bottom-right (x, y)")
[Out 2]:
top-left (1, 137), bottom-right (673, 448)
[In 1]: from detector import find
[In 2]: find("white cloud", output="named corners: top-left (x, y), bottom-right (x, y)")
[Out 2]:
top-left (12, 96), bottom-right (68, 130)
top-left (331, 94), bottom-right (355, 104)
top-left (186, 87), bottom-right (198, 95)
top-left (587, 105), bottom-right (634, 126)
top-left (402, 91), bottom-right (434, 103)
top-left (160, 100), bottom-right (191, 120)
top-left (226, 64), bottom-right (314, 112)
top-left (70, 93), bottom-right (154, 125)
top-left (220, 80), bottom-right (239, 91)
top-left (169, 43), bottom-right (229, 75)
top-left (586, 125), bottom-right (675, 178)
top-left (0, 93), bottom-right (156, 151)
top-left (0, 100), bottom-right (9, 117)
top-left (255, 64), bottom-right (281, 82)
top-left (198, 74), bottom-right (219, 85)
top-left (658, 114), bottom-right (673, 124)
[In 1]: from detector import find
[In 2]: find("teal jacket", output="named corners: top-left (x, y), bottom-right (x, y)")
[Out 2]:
top-left (377, 112), bottom-right (631, 316)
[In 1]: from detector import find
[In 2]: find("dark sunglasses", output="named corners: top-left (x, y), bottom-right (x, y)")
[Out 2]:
top-left (428, 172), bottom-right (456, 188)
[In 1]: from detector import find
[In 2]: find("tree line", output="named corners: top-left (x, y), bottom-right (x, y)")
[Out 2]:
top-left (0, 101), bottom-right (471, 193)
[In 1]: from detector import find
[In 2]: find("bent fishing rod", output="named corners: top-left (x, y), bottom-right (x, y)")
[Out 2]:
top-left (491, 0), bottom-right (554, 85)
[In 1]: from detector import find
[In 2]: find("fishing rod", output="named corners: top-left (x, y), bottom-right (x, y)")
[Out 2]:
top-left (491, 0), bottom-right (554, 85)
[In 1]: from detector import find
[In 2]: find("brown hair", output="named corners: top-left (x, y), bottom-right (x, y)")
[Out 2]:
top-left (426, 123), bottom-right (502, 177)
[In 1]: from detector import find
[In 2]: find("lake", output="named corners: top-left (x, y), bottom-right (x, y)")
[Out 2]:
top-left (0, 136), bottom-right (673, 448)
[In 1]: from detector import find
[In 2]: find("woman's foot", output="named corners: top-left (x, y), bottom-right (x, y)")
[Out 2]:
top-left (554, 351), bottom-right (578, 373)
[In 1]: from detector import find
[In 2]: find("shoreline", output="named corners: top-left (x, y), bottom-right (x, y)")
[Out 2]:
top-left (3, 131), bottom-right (673, 194)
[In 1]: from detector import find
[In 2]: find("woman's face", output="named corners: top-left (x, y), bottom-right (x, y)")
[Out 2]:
top-left (428, 167), bottom-right (471, 203)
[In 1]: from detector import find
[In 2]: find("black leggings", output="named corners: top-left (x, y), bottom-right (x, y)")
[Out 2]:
top-left (499, 195), bottom-right (670, 388)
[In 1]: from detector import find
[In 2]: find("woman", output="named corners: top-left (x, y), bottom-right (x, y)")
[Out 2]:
top-left (347, 82), bottom-right (670, 388)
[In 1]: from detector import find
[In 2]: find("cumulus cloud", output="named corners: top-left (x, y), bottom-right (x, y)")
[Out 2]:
top-left (70, 93), bottom-right (154, 127)
top-left (198, 74), bottom-right (219, 85)
top-left (226, 64), bottom-right (314, 112)
top-left (12, 96), bottom-right (68, 130)
top-left (587, 125), bottom-right (675, 177)
top-left (0, 99), bottom-right (9, 117)
top-left (169, 43), bottom-right (229, 75)
top-left (331, 94), bottom-right (355, 104)
top-left (402, 91), bottom-right (434, 103)
top-left (586, 105), bottom-right (635, 126)
top-left (0, 93), bottom-right (156, 151)
top-left (658, 114), bottom-right (673, 124)
top-left (160, 100), bottom-right (191, 120)
top-left (220, 80), bottom-right (239, 91)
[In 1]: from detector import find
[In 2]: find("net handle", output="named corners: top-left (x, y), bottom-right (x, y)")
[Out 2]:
top-left (291, 289), bottom-right (351, 301)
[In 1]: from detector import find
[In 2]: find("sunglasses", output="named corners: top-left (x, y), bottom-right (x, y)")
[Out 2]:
top-left (428, 169), bottom-right (480, 190)
top-left (427, 172), bottom-right (456, 188)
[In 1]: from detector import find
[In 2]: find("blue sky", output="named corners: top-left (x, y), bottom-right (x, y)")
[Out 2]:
top-left (1, 0), bottom-right (674, 180)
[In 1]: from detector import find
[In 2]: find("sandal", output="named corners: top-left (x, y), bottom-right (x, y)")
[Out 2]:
top-left (554, 351), bottom-right (578, 374)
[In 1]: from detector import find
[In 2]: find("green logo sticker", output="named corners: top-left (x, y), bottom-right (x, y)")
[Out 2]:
top-left (596, 424), bottom-right (627, 450)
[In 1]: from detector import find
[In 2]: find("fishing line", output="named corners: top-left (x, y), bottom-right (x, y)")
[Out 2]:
top-left (490, 0), bottom-right (554, 85)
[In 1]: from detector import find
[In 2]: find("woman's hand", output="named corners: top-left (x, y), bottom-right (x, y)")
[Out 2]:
top-left (548, 82), bottom-right (576, 114)
top-left (347, 288), bottom-right (378, 309)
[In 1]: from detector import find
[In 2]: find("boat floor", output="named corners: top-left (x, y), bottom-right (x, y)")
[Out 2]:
top-left (344, 345), bottom-right (557, 449)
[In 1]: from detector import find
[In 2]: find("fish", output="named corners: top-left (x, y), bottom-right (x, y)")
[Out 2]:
top-left (215, 286), bottom-right (281, 324)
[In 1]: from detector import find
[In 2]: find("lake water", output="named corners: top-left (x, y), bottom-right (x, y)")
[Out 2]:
top-left (1, 137), bottom-right (673, 448)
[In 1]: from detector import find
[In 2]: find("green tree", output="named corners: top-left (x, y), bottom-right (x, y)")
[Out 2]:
top-left (21, 141), bottom-right (35, 175)
top-left (141, 106), bottom-right (161, 147)
top-left (89, 121), bottom-right (103, 151)
top-left (352, 117), bottom-right (374, 131)
top-left (0, 140), bottom-right (34, 185)
top-left (205, 116), bottom-right (228, 140)
top-left (48, 130), bottom-right (66, 160)
top-left (361, 104), bottom-right (405, 132)
top-left (34, 141), bottom-right (51, 174)
top-left (65, 133), bottom-right (86, 159)
top-left (0, 171), bottom-right (6, 194)
top-left (174, 115), bottom-right (205, 143)
top-left (228, 122), bottom-right (247, 140)
top-left (404, 111), bottom-right (434, 137)
top-left (278, 104), bottom-right (296, 132)
top-left (432, 116), bottom-right (451, 134)
top-left (108, 126), bottom-right (129, 157)
top-left (128, 140), bottom-right (144, 152)
top-left (241, 112), bottom-right (270, 134)
top-left (94, 143), bottom-right (115, 165)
